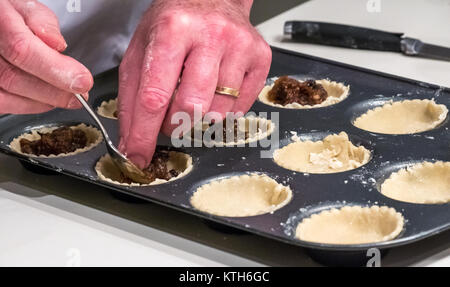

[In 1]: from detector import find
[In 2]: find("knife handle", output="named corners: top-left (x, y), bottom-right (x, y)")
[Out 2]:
top-left (284, 21), bottom-right (403, 52)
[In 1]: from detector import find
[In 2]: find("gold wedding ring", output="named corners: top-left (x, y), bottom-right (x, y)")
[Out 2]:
top-left (215, 86), bottom-right (240, 98)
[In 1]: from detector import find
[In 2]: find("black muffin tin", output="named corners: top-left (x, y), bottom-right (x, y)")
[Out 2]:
top-left (0, 47), bottom-right (449, 266)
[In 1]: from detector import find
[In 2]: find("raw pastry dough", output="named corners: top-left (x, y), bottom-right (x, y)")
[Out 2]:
top-left (296, 206), bottom-right (404, 245)
top-left (190, 174), bottom-right (292, 217)
top-left (273, 132), bottom-right (370, 173)
top-left (258, 79), bottom-right (349, 109)
top-left (381, 161), bottom-right (450, 204)
top-left (96, 99), bottom-right (118, 119)
top-left (9, 124), bottom-right (103, 158)
top-left (189, 116), bottom-right (275, 146)
top-left (353, 99), bottom-right (448, 134)
top-left (95, 151), bottom-right (192, 186)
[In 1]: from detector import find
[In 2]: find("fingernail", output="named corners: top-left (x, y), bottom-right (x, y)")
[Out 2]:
top-left (70, 74), bottom-right (93, 93)
top-left (42, 23), bottom-right (68, 52)
top-left (67, 97), bottom-right (82, 109)
top-left (128, 154), bottom-right (148, 169)
top-left (58, 40), bottom-right (68, 52)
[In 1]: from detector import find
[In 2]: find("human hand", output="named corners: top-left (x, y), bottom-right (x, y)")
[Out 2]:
top-left (0, 0), bottom-right (93, 114)
top-left (118, 0), bottom-right (271, 168)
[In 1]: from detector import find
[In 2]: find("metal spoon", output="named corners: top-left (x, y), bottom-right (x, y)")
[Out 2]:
top-left (73, 94), bottom-right (153, 184)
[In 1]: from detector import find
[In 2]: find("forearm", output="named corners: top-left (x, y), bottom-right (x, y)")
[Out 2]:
top-left (230, 0), bottom-right (254, 15)
top-left (149, 0), bottom-right (254, 19)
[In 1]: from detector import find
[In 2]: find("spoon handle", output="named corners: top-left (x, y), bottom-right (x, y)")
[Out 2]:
top-left (73, 94), bottom-right (125, 159)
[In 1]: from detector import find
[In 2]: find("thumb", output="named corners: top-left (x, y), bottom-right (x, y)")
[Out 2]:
top-left (9, 0), bottom-right (67, 52)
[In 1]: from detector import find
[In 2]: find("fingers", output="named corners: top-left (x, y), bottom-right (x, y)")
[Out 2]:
top-left (231, 69), bottom-right (270, 115)
top-left (232, 45), bottom-right (272, 114)
top-left (117, 35), bottom-right (145, 150)
top-left (0, 88), bottom-right (53, 114)
top-left (0, 56), bottom-right (82, 109)
top-left (208, 52), bottom-right (247, 119)
top-left (161, 46), bottom-right (222, 136)
top-left (0, 1), bottom-right (93, 94)
top-left (9, 0), bottom-right (67, 51)
top-left (121, 40), bottom-right (186, 169)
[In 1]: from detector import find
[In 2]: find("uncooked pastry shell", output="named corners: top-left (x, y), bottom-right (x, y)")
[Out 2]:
top-left (9, 123), bottom-right (103, 158)
top-left (95, 151), bottom-right (193, 186)
top-left (96, 99), bottom-right (118, 119)
top-left (189, 115), bottom-right (275, 146)
top-left (190, 174), bottom-right (292, 217)
top-left (273, 132), bottom-right (371, 174)
top-left (258, 79), bottom-right (350, 109)
top-left (295, 206), bottom-right (404, 245)
top-left (353, 99), bottom-right (448, 134)
top-left (381, 161), bottom-right (450, 204)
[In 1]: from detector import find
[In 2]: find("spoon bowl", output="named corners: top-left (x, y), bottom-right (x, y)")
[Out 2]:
top-left (73, 94), bottom-right (153, 184)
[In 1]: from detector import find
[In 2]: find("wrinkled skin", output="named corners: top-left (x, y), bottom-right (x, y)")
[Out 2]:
top-left (118, 0), bottom-right (272, 169)
top-left (0, 0), bottom-right (93, 114)
top-left (0, 0), bottom-right (271, 170)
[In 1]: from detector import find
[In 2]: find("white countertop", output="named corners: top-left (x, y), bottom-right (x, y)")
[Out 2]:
top-left (1, 0), bottom-right (449, 266)
top-left (257, 0), bottom-right (450, 88)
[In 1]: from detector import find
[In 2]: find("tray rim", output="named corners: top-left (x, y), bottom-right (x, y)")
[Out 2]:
top-left (3, 150), bottom-right (449, 252)
top-left (0, 46), bottom-right (449, 253)
top-left (270, 46), bottom-right (450, 91)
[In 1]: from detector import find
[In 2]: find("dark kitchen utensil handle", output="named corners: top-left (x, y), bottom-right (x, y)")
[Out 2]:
top-left (284, 21), bottom-right (404, 52)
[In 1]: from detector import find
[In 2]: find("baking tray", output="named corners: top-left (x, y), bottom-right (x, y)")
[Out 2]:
top-left (0, 47), bottom-right (449, 266)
